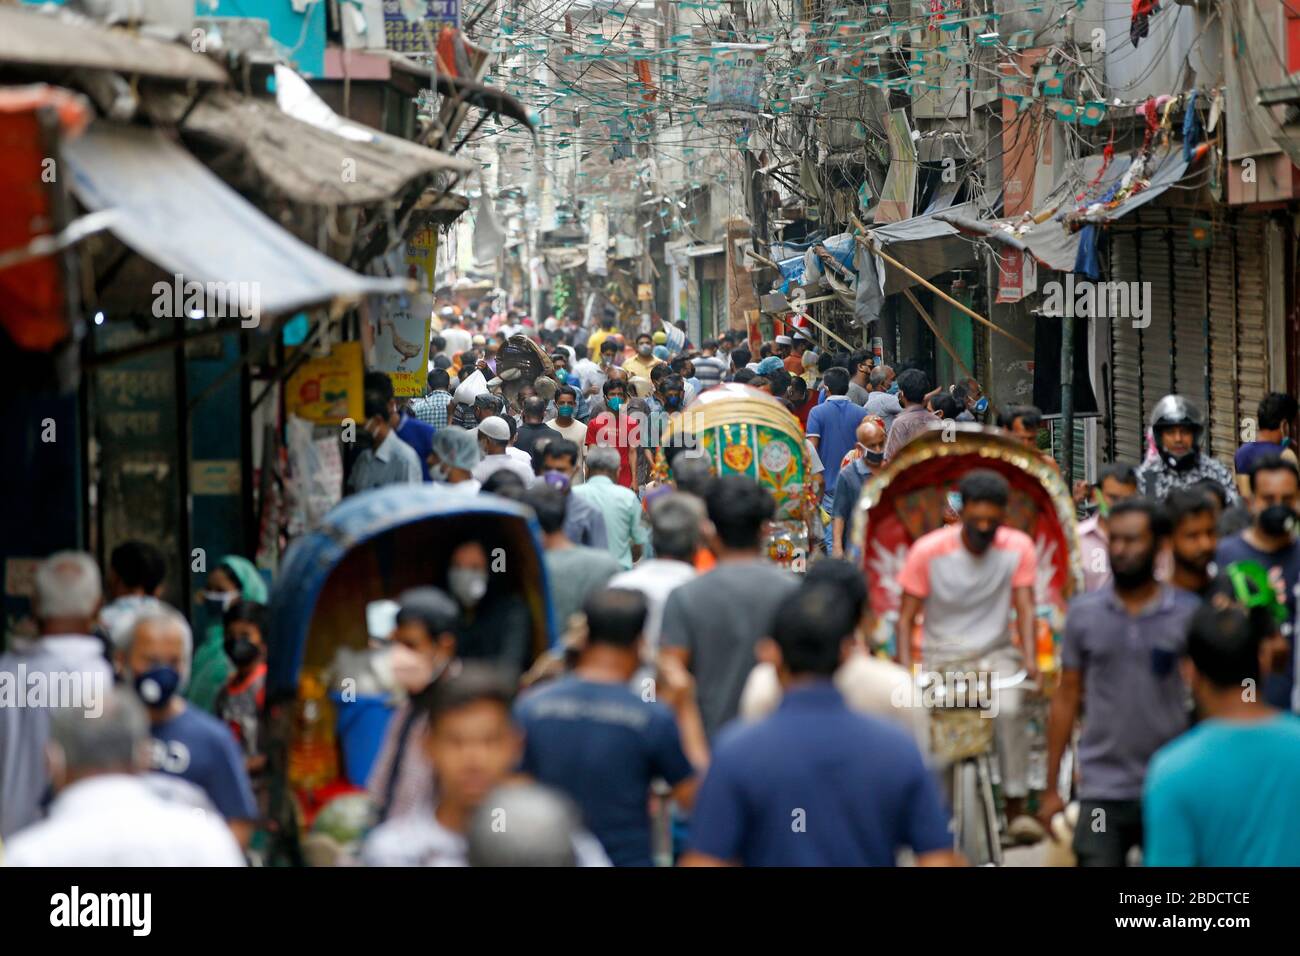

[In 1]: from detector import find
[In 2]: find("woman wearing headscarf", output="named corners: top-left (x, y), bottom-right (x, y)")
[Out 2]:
top-left (189, 555), bottom-right (268, 713)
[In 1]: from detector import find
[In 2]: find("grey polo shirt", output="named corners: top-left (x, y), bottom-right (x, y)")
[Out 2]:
top-left (1060, 583), bottom-right (1199, 801)
top-left (348, 429), bottom-right (423, 493)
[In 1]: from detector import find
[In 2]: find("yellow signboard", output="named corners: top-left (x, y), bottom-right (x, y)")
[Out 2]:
top-left (284, 341), bottom-right (364, 425)
top-left (406, 229), bottom-right (439, 293)
top-left (374, 293), bottom-right (433, 399)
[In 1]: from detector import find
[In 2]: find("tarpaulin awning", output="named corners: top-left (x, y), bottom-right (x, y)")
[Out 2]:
top-left (64, 123), bottom-right (408, 318)
top-left (938, 148), bottom-right (1191, 274)
top-left (140, 87), bottom-right (474, 206)
top-left (866, 200), bottom-right (983, 294)
top-left (0, 7), bottom-right (227, 84)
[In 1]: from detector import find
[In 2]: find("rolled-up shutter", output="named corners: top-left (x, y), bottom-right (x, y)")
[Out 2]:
top-left (1109, 228), bottom-right (1144, 463)
top-left (1207, 213), bottom-right (1270, 467)
top-left (1136, 216), bottom-right (1174, 414)
top-left (1165, 207), bottom-right (1211, 413)
top-left (1234, 217), bottom-right (1270, 454)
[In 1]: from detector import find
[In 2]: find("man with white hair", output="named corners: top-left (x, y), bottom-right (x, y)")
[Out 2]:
top-left (2, 690), bottom-right (244, 866)
top-left (0, 551), bottom-right (114, 838)
top-left (117, 606), bottom-right (258, 848)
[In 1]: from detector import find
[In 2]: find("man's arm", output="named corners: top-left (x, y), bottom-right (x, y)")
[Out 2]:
top-left (1039, 667), bottom-right (1082, 829)
top-left (1011, 585), bottom-right (1039, 683)
top-left (896, 592), bottom-right (923, 669)
top-left (678, 851), bottom-right (735, 867)
top-left (915, 849), bottom-right (965, 867)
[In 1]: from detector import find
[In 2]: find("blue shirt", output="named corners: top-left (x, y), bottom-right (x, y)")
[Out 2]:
top-left (395, 413), bottom-right (436, 481)
top-left (150, 706), bottom-right (258, 822)
top-left (516, 677), bottom-right (693, 866)
top-left (1234, 440), bottom-right (1288, 478)
top-left (806, 396), bottom-right (868, 495)
top-left (832, 458), bottom-right (871, 550)
top-left (1144, 713), bottom-right (1300, 866)
top-left (687, 682), bottom-right (951, 866)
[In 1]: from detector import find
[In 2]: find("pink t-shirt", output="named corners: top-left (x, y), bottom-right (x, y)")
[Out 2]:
top-left (897, 523), bottom-right (1037, 663)
top-left (1076, 514), bottom-right (1111, 593)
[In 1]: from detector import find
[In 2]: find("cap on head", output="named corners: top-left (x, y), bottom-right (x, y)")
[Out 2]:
top-left (477, 416), bottom-right (511, 442)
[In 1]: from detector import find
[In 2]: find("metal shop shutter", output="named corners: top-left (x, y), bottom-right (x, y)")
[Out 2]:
top-left (1207, 214), bottom-right (1270, 467)
top-left (1165, 207), bottom-right (1212, 413)
top-left (1136, 215), bottom-right (1174, 412)
top-left (1108, 227), bottom-right (1144, 463)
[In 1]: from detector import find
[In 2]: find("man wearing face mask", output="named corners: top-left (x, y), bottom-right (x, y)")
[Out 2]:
top-left (368, 588), bottom-right (460, 824)
top-left (896, 470), bottom-right (1040, 830)
top-left (427, 426), bottom-right (482, 494)
top-left (447, 540), bottom-right (532, 677)
top-left (1041, 498), bottom-right (1198, 865)
top-left (623, 332), bottom-right (664, 381)
top-left (347, 372), bottom-right (423, 495)
top-left (830, 418), bottom-right (886, 558)
top-left (119, 606), bottom-right (258, 849)
top-left (1135, 395), bottom-right (1240, 505)
top-left (1216, 455), bottom-right (1300, 711)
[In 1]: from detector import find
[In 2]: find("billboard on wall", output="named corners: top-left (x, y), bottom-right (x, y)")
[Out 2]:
top-left (383, 0), bottom-right (460, 53)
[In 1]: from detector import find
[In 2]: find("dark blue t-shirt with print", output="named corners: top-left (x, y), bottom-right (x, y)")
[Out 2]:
top-left (1216, 534), bottom-right (1300, 711)
top-left (151, 705), bottom-right (258, 822)
top-left (515, 677), bottom-right (693, 866)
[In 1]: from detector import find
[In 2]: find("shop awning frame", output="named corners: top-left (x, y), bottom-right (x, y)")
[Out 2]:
top-left (64, 122), bottom-right (409, 321)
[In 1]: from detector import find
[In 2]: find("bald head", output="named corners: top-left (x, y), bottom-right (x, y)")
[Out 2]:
top-left (857, 418), bottom-right (885, 447)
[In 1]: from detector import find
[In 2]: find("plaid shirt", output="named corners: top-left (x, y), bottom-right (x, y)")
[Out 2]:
top-left (410, 390), bottom-right (452, 429)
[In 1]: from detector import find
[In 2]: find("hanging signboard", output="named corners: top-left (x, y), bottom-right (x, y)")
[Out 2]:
top-left (706, 44), bottom-right (768, 120)
top-left (285, 341), bottom-right (365, 425)
top-left (372, 294), bottom-right (434, 397)
top-left (406, 229), bottom-right (439, 293)
top-left (383, 0), bottom-right (460, 53)
top-left (587, 208), bottom-right (609, 276)
top-left (996, 248), bottom-right (1038, 304)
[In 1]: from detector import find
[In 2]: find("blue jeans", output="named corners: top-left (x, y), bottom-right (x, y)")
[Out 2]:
top-left (821, 492), bottom-right (835, 552)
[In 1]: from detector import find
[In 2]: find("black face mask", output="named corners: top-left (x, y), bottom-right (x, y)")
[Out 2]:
top-left (1259, 504), bottom-right (1297, 538)
top-left (963, 522), bottom-right (997, 554)
top-left (225, 637), bottom-right (261, 667)
top-left (864, 449), bottom-right (884, 465)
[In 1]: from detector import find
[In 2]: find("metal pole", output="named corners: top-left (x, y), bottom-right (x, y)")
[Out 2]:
top-left (1061, 311), bottom-right (1075, 485)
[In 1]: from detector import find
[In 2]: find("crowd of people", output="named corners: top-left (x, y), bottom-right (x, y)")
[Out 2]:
top-left (2, 297), bottom-right (1300, 869)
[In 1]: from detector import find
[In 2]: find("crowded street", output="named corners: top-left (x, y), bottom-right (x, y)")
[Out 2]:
top-left (1, 1), bottom-right (1299, 909)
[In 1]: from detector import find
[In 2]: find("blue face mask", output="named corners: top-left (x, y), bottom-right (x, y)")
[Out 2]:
top-left (974, 396), bottom-right (989, 414)
top-left (134, 666), bottom-right (181, 707)
top-left (887, 382), bottom-right (899, 395)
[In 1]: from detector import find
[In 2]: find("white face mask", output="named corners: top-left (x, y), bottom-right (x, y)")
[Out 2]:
top-left (429, 463), bottom-right (449, 482)
top-left (449, 567), bottom-right (488, 606)
top-left (389, 642), bottom-right (437, 694)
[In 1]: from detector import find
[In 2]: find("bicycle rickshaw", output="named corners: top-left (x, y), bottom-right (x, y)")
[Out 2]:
top-left (654, 383), bottom-right (818, 570)
top-left (263, 486), bottom-right (555, 864)
top-left (849, 423), bottom-right (1083, 863)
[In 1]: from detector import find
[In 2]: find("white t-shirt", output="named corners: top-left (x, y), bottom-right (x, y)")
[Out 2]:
top-left (3, 775), bottom-right (245, 866)
top-left (607, 558), bottom-right (698, 656)
top-left (548, 418), bottom-right (591, 484)
top-left (441, 326), bottom-right (473, 357)
top-left (473, 454), bottom-right (535, 487)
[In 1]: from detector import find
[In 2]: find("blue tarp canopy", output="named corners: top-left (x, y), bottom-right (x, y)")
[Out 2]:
top-left (267, 486), bottom-right (555, 697)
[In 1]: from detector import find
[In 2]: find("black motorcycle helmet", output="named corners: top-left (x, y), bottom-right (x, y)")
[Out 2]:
top-left (1150, 395), bottom-right (1205, 472)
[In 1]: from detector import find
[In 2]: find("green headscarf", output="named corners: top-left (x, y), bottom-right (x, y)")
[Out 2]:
top-left (187, 555), bottom-right (270, 713)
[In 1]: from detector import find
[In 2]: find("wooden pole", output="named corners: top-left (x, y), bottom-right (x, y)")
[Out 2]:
top-left (902, 287), bottom-right (975, 385)
top-left (849, 216), bottom-right (1032, 353)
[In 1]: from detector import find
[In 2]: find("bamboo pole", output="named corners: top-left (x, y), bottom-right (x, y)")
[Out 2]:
top-left (794, 308), bottom-right (855, 353)
top-left (902, 287), bottom-right (975, 385)
top-left (850, 215), bottom-right (1032, 353)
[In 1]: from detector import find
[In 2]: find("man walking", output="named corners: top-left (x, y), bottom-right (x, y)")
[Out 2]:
top-left (806, 367), bottom-right (868, 552)
top-left (1040, 498), bottom-right (1199, 866)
